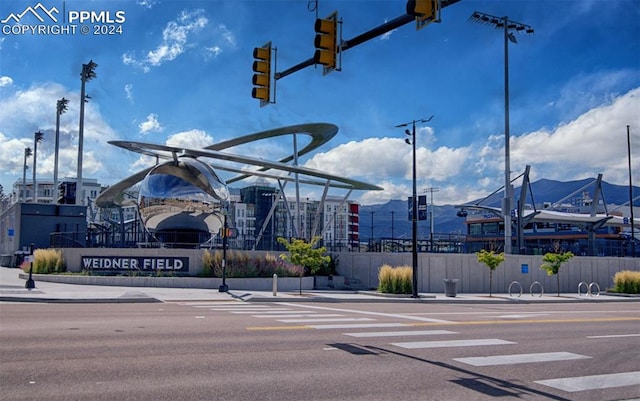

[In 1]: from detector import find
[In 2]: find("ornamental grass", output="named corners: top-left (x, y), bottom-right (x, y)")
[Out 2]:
top-left (612, 270), bottom-right (640, 294)
top-left (378, 264), bottom-right (413, 294)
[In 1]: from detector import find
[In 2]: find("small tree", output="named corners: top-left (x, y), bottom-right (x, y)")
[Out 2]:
top-left (476, 249), bottom-right (505, 297)
top-left (540, 251), bottom-right (574, 296)
top-left (277, 236), bottom-right (330, 276)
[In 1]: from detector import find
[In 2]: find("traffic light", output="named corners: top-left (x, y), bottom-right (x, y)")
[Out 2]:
top-left (252, 42), bottom-right (272, 106)
top-left (313, 11), bottom-right (339, 75)
top-left (406, 0), bottom-right (440, 30)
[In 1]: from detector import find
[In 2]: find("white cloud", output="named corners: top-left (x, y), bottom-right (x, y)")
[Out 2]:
top-left (136, 0), bottom-right (157, 9)
top-left (217, 24), bottom-right (236, 47)
top-left (166, 129), bottom-right (213, 149)
top-left (0, 76), bottom-right (13, 87)
top-left (138, 113), bottom-right (162, 134)
top-left (510, 87), bottom-right (640, 185)
top-left (205, 46), bottom-right (222, 59)
top-left (123, 9), bottom-right (208, 71)
top-left (0, 82), bottom-right (123, 191)
top-left (124, 83), bottom-right (134, 103)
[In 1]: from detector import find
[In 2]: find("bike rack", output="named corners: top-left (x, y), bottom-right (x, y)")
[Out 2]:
top-left (508, 281), bottom-right (523, 297)
top-left (530, 281), bottom-right (544, 297)
top-left (577, 281), bottom-right (601, 297)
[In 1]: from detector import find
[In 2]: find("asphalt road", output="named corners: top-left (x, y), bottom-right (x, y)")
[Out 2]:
top-left (1, 301), bottom-right (639, 401)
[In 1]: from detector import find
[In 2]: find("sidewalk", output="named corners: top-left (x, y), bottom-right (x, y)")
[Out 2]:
top-left (1, 266), bottom-right (637, 304)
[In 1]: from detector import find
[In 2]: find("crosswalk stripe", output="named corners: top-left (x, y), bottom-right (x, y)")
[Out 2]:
top-left (277, 317), bottom-right (375, 323)
top-left (310, 323), bottom-right (411, 330)
top-left (535, 371), bottom-right (640, 392)
top-left (343, 330), bottom-right (458, 338)
top-left (392, 338), bottom-right (515, 349)
top-left (254, 314), bottom-right (343, 318)
top-left (209, 305), bottom-right (270, 310)
top-left (230, 309), bottom-right (295, 314)
top-left (454, 352), bottom-right (591, 367)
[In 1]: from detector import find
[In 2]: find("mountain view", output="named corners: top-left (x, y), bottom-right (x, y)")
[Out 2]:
top-left (359, 178), bottom-right (639, 241)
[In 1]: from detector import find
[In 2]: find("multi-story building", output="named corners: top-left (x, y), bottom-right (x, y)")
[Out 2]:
top-left (10, 177), bottom-right (102, 206)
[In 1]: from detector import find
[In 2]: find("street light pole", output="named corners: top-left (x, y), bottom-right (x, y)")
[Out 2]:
top-left (396, 116), bottom-right (433, 298)
top-left (469, 11), bottom-right (534, 254)
top-left (77, 60), bottom-right (97, 206)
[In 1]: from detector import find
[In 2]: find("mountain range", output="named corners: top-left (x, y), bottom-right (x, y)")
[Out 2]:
top-left (359, 178), bottom-right (639, 241)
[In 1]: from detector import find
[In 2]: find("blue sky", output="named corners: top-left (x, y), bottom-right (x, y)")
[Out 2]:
top-left (0, 0), bottom-right (638, 206)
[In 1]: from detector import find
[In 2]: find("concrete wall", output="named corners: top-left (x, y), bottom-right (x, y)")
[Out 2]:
top-left (335, 252), bottom-right (640, 294)
top-left (59, 247), bottom-right (640, 294)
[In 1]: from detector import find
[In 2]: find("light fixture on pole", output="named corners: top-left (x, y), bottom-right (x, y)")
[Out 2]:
top-left (22, 147), bottom-right (32, 202)
top-left (77, 60), bottom-right (97, 206)
top-left (396, 115), bottom-right (433, 298)
top-left (469, 11), bottom-right (533, 254)
top-left (32, 131), bottom-right (44, 203)
top-left (54, 98), bottom-right (69, 202)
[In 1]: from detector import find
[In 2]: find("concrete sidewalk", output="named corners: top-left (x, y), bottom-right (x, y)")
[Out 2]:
top-left (1, 266), bottom-right (637, 304)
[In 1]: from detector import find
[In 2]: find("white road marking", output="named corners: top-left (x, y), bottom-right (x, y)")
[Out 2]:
top-left (230, 309), bottom-right (297, 314)
top-left (535, 371), bottom-right (640, 392)
top-left (392, 338), bottom-right (515, 349)
top-left (497, 314), bottom-right (549, 319)
top-left (344, 330), bottom-right (458, 338)
top-left (310, 323), bottom-right (411, 330)
top-left (277, 317), bottom-right (375, 323)
top-left (253, 314), bottom-right (343, 318)
top-left (277, 302), bottom-right (453, 323)
top-left (209, 305), bottom-right (270, 310)
top-left (454, 352), bottom-right (591, 367)
top-left (587, 333), bottom-right (640, 339)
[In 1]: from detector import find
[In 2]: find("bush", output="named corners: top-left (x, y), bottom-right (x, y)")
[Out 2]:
top-left (201, 250), bottom-right (302, 278)
top-left (612, 270), bottom-right (640, 294)
top-left (378, 264), bottom-right (413, 294)
top-left (21, 249), bottom-right (65, 274)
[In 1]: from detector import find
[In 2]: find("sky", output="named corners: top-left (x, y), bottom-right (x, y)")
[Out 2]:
top-left (0, 0), bottom-right (638, 207)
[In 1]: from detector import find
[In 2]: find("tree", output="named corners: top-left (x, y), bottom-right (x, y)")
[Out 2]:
top-left (540, 251), bottom-right (574, 296)
top-left (277, 236), bottom-right (330, 276)
top-left (476, 249), bottom-right (505, 297)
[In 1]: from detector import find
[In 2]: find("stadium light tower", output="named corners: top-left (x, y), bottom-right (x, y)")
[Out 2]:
top-left (32, 131), bottom-right (44, 203)
top-left (77, 60), bottom-right (97, 206)
top-left (469, 11), bottom-right (534, 254)
top-left (22, 147), bottom-right (32, 202)
top-left (54, 97), bottom-right (69, 201)
top-left (396, 115), bottom-right (433, 298)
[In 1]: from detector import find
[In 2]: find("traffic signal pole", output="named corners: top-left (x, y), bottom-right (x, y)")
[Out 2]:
top-left (274, 0), bottom-right (462, 81)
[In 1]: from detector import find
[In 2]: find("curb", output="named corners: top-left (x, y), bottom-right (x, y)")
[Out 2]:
top-left (0, 296), bottom-right (161, 304)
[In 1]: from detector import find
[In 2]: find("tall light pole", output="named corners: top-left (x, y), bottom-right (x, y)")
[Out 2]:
top-left (396, 116), bottom-right (433, 298)
top-left (22, 147), bottom-right (32, 202)
top-left (628, 125), bottom-right (636, 257)
top-left (470, 11), bottom-right (533, 254)
top-left (54, 98), bottom-right (69, 202)
top-left (32, 131), bottom-right (44, 203)
top-left (77, 60), bottom-right (97, 206)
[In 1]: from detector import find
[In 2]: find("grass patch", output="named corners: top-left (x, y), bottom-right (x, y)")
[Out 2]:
top-left (21, 249), bottom-right (65, 274)
top-left (202, 250), bottom-right (303, 278)
top-left (612, 270), bottom-right (640, 294)
top-left (378, 264), bottom-right (413, 294)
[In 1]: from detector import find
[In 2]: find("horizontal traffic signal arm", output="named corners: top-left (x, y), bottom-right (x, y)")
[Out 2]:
top-left (274, 0), bottom-right (462, 81)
